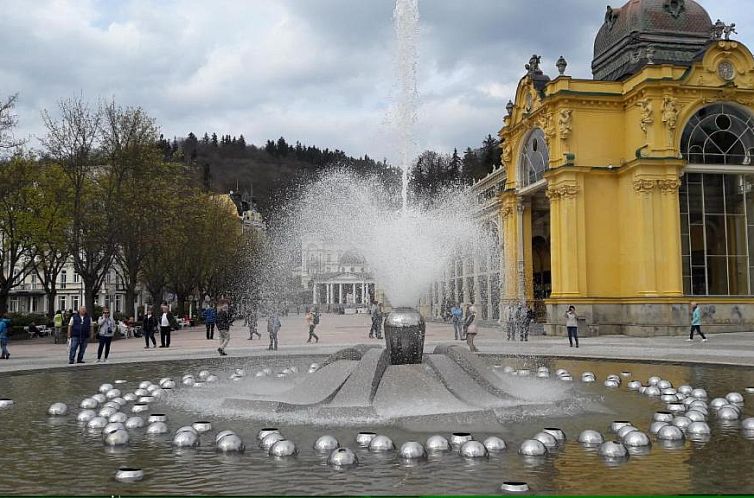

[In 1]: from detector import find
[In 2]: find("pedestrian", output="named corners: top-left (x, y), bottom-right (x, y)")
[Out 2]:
top-left (462, 304), bottom-right (472, 340)
top-left (522, 305), bottom-right (534, 342)
top-left (216, 300), bottom-right (233, 356)
top-left (688, 302), bottom-right (708, 342)
top-left (142, 305), bottom-right (158, 349)
top-left (96, 307), bottom-right (116, 363)
top-left (203, 304), bottom-right (217, 340)
top-left (267, 312), bottom-right (281, 351)
top-left (370, 303), bottom-right (384, 339)
top-left (53, 310), bottom-right (64, 344)
top-left (0, 314), bottom-right (11, 360)
top-left (67, 306), bottom-right (91, 364)
top-left (305, 308), bottom-right (319, 343)
top-left (465, 305), bottom-right (479, 352)
top-left (451, 303), bottom-right (464, 340)
top-left (246, 307), bottom-right (261, 340)
top-left (565, 305), bottom-right (579, 348)
top-left (505, 305), bottom-right (516, 341)
top-left (158, 302), bottom-right (178, 348)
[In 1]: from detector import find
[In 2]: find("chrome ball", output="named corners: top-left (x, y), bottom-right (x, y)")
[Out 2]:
top-left (0, 399), bottom-right (15, 409)
top-left (48, 402), bottom-right (68, 416)
top-left (148, 414), bottom-right (167, 423)
top-left (667, 403), bottom-right (686, 414)
top-left (653, 411), bottom-right (674, 423)
top-left (257, 428), bottom-right (280, 441)
top-left (449, 432), bottom-right (473, 448)
top-left (146, 422), bottom-right (168, 435)
top-left (516, 369), bottom-right (531, 377)
top-left (103, 422), bottom-right (126, 434)
top-left (691, 388), bottom-right (708, 399)
top-left (710, 398), bottom-right (728, 410)
top-left (192, 421), bottom-right (212, 433)
top-left (205, 374), bottom-right (218, 383)
top-left (114, 380), bottom-right (127, 385)
top-left (216, 430), bottom-right (236, 443)
top-left (604, 379), bottom-right (620, 389)
top-left (678, 385), bottom-right (693, 395)
top-left (741, 418), bottom-right (754, 430)
top-left (717, 406), bottom-right (740, 421)
top-left (92, 394), bottom-right (106, 404)
top-left (234, 368), bottom-right (246, 377)
top-left (460, 440), bottom-right (488, 458)
top-left (123, 393), bottom-right (137, 402)
top-left (644, 386), bottom-right (661, 397)
top-left (146, 384), bottom-right (159, 393)
top-left (104, 401), bottom-right (120, 410)
top-left (610, 421), bottom-right (632, 433)
top-left (578, 430), bottom-right (604, 445)
top-left (114, 467), bottom-right (143, 483)
top-left (176, 425), bottom-right (198, 434)
top-left (172, 430), bottom-right (199, 447)
top-left (109, 412), bottom-right (127, 423)
top-left (617, 425), bottom-right (639, 439)
top-left (87, 416), bottom-right (108, 429)
top-left (134, 388), bottom-right (149, 397)
top-left (328, 448), bottom-right (358, 467)
top-left (555, 368), bottom-right (569, 377)
top-left (606, 374), bottom-right (621, 383)
top-left (560, 375), bottom-right (573, 382)
top-left (99, 383), bottom-right (114, 394)
top-left (581, 373), bottom-right (595, 383)
top-left (77, 409), bottom-right (97, 422)
top-left (483, 436), bottom-right (507, 452)
top-left (627, 380), bottom-right (642, 391)
top-left (368, 435), bottom-right (395, 452)
top-left (104, 429), bottom-right (129, 446)
top-left (160, 379), bottom-right (176, 389)
top-left (657, 380), bottom-right (672, 390)
top-left (98, 406), bottom-right (117, 418)
top-left (308, 363), bottom-right (320, 374)
top-left (198, 370), bottom-right (210, 380)
top-left (518, 439), bottom-right (547, 456)
top-left (426, 435), bottom-right (450, 451)
top-left (314, 435), bottom-right (340, 452)
top-left (685, 410), bottom-right (706, 422)
top-left (355, 431), bottom-right (377, 447)
top-left (500, 482), bottom-right (529, 493)
top-left (661, 387), bottom-right (677, 395)
top-left (138, 381), bottom-right (152, 389)
top-left (656, 425), bottom-right (685, 441)
top-left (269, 439), bottom-right (297, 457)
top-left (746, 387), bottom-right (754, 394)
top-left (533, 432), bottom-right (558, 449)
top-left (182, 377), bottom-right (195, 387)
top-left (131, 403), bottom-right (148, 413)
top-left (80, 398), bottom-right (98, 409)
top-left (216, 434), bottom-right (245, 453)
top-left (650, 421), bottom-right (669, 434)
top-left (125, 416), bottom-right (145, 429)
top-left (672, 416), bottom-right (692, 430)
top-left (111, 397), bottom-right (127, 407)
top-left (536, 370), bottom-right (550, 379)
top-left (399, 441), bottom-right (427, 459)
top-left (661, 394), bottom-right (679, 403)
top-left (105, 389), bottom-right (121, 400)
top-left (686, 421), bottom-right (711, 436)
top-left (598, 440), bottom-right (629, 459)
top-left (138, 396), bottom-right (155, 404)
top-left (622, 431), bottom-right (651, 447)
top-left (260, 433), bottom-right (284, 451)
top-left (726, 392), bottom-right (744, 404)
top-left (648, 376), bottom-right (661, 385)
top-left (689, 400), bottom-right (708, 411)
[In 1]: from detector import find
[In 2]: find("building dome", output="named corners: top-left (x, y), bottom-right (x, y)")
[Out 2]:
top-left (339, 250), bottom-right (365, 265)
top-left (592, 0), bottom-right (713, 81)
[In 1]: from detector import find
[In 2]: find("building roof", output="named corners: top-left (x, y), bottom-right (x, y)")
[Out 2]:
top-left (592, 0), bottom-right (713, 81)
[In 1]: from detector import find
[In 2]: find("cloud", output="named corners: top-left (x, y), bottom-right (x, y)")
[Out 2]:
top-left (1, 0), bottom-right (752, 162)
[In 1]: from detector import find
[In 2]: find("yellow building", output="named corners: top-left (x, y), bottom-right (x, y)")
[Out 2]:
top-left (495, 0), bottom-right (754, 336)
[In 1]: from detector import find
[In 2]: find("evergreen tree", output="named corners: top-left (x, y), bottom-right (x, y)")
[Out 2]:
top-left (202, 132), bottom-right (210, 144)
top-left (211, 132), bottom-right (218, 147)
top-left (462, 147), bottom-right (479, 183)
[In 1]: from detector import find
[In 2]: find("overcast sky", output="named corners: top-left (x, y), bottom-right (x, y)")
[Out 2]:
top-left (2, 0), bottom-right (752, 163)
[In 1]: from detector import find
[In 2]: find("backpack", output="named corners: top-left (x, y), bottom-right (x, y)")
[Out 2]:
top-left (313, 313), bottom-right (320, 325)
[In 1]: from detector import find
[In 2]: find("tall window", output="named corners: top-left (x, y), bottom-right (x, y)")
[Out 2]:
top-left (59, 295), bottom-right (67, 312)
top-left (60, 270), bottom-right (67, 290)
top-left (72, 296), bottom-right (80, 311)
top-left (519, 128), bottom-right (550, 187)
top-left (682, 103), bottom-right (754, 165)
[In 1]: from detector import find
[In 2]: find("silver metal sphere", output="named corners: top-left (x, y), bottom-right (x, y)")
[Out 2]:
top-left (257, 428), bottom-right (281, 441)
top-left (159, 377), bottom-right (172, 385)
top-left (644, 386), bottom-right (661, 397)
top-left (400, 441), bottom-right (427, 459)
top-left (580, 370), bottom-right (594, 379)
top-left (260, 433), bottom-right (285, 451)
top-left (536, 370), bottom-right (550, 379)
top-left (308, 363), bottom-right (320, 374)
top-left (147, 414), bottom-right (167, 423)
top-left (689, 399), bottom-right (708, 411)
top-left (533, 432), bottom-right (558, 448)
top-left (229, 374), bottom-right (242, 382)
top-left (137, 396), bottom-right (155, 404)
top-left (103, 422), bottom-right (126, 434)
top-left (710, 397), bottom-right (728, 410)
top-left (105, 389), bottom-right (121, 400)
top-left (48, 402), bottom-right (68, 416)
top-left (161, 379), bottom-right (176, 389)
top-left (369, 435), bottom-right (395, 452)
top-left (657, 380), bottom-right (672, 390)
top-left (104, 401), bottom-right (120, 410)
top-left (328, 447), bottom-right (358, 467)
top-left (426, 435), bottom-right (450, 451)
top-left (176, 425), bottom-right (198, 435)
top-left (216, 434), bottom-right (245, 453)
top-left (216, 430), bottom-right (236, 443)
top-left (109, 412), bottom-right (127, 423)
top-left (146, 421), bottom-right (168, 435)
top-left (691, 388), bottom-right (708, 399)
top-left (125, 416), bottom-right (145, 429)
top-left (192, 421), bottom-right (212, 433)
top-left (671, 416), bottom-right (692, 430)
top-left (606, 374), bottom-right (621, 383)
top-left (233, 368), bottom-right (246, 377)
top-left (114, 379), bottom-right (129, 385)
top-left (450, 432), bottom-right (473, 448)
top-left (627, 380), bottom-right (642, 391)
top-left (683, 397), bottom-right (697, 406)
top-left (77, 409), bottom-right (97, 422)
top-left (581, 373), bottom-right (595, 383)
top-left (661, 394), bottom-right (679, 403)
top-left (617, 425), bottom-right (639, 439)
top-left (500, 482), bottom-right (529, 493)
top-left (114, 467), bottom-right (144, 483)
top-left (0, 399), bottom-right (14, 409)
top-left (92, 393), bottom-right (106, 404)
top-left (560, 375), bottom-right (574, 382)
top-left (653, 411), bottom-right (674, 423)
top-left (686, 421), bottom-right (711, 435)
top-left (647, 376), bottom-right (661, 385)
top-left (269, 439), bottom-right (297, 457)
top-left (685, 410), bottom-right (706, 422)
top-left (134, 388), bottom-right (149, 397)
top-left (622, 431), bottom-right (651, 447)
top-left (726, 392), bottom-right (744, 404)
top-left (314, 435), bottom-right (340, 452)
top-left (150, 388), bottom-right (165, 400)
top-left (205, 374), bottom-right (218, 383)
top-left (667, 403), bottom-right (686, 414)
top-left (104, 429), bottom-right (129, 446)
top-left (661, 387), bottom-right (677, 395)
top-left (146, 384), bottom-right (159, 393)
top-left (604, 379), bottom-right (620, 389)
top-left (172, 430), bottom-right (199, 447)
top-left (516, 369), bottom-right (531, 377)
top-left (555, 368), bottom-right (569, 377)
top-left (80, 398), bottom-right (98, 409)
top-left (99, 383), bottom-right (114, 394)
top-left (656, 425), bottom-right (685, 441)
top-left (650, 421), bottom-right (669, 434)
top-left (598, 441), bottom-right (629, 459)
top-left (638, 386), bottom-right (647, 394)
top-left (746, 386), bottom-right (754, 394)
top-left (131, 403), bottom-right (148, 413)
top-left (192, 382), bottom-right (205, 387)
top-left (483, 436), bottom-right (507, 452)
top-left (741, 418), bottom-right (754, 430)
top-left (198, 370), bottom-right (210, 380)
top-left (121, 393), bottom-right (136, 403)
top-left (610, 421), bottom-right (632, 433)
top-left (717, 405), bottom-right (740, 421)
top-left (460, 440), bottom-right (488, 458)
top-left (138, 381), bottom-right (152, 389)
top-left (518, 439), bottom-right (547, 456)
top-left (578, 430), bottom-right (604, 445)
top-left (678, 385), bottom-right (693, 395)
top-left (111, 397), bottom-right (127, 407)
top-left (182, 377), bottom-right (195, 386)
top-left (87, 416), bottom-right (108, 429)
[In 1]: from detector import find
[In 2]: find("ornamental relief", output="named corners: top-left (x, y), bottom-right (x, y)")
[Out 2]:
top-left (636, 98), bottom-right (654, 134)
top-left (558, 109), bottom-right (573, 141)
top-left (632, 178), bottom-right (681, 194)
top-left (661, 96), bottom-right (681, 145)
top-left (632, 178), bottom-right (656, 193)
top-left (545, 184), bottom-right (580, 200)
top-left (657, 179), bottom-right (682, 193)
top-left (501, 205), bottom-right (514, 219)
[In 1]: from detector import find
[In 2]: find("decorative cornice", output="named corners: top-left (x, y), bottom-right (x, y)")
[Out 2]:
top-left (657, 178), bottom-right (681, 193)
top-left (501, 205), bottom-right (514, 219)
top-left (632, 178), bottom-right (681, 194)
top-left (632, 178), bottom-right (656, 193)
top-left (546, 184), bottom-right (580, 200)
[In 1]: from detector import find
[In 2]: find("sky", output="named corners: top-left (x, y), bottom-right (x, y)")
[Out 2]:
top-left (1, 0), bottom-right (752, 164)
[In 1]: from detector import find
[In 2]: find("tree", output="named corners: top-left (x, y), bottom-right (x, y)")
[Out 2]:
top-left (480, 134), bottom-right (500, 176)
top-left (462, 147), bottom-right (479, 183)
top-left (0, 93), bottom-right (25, 153)
top-left (211, 133), bottom-right (218, 148)
top-left (449, 148), bottom-right (461, 179)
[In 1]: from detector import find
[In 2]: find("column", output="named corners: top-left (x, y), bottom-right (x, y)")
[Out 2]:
top-left (516, 200), bottom-right (526, 302)
top-left (339, 284), bottom-right (343, 304)
top-left (312, 284), bottom-right (317, 305)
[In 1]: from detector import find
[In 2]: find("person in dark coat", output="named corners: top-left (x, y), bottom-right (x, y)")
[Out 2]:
top-left (216, 300), bottom-right (233, 356)
top-left (142, 305), bottom-right (158, 349)
top-left (202, 304), bottom-right (217, 340)
top-left (67, 306), bottom-right (92, 364)
top-left (158, 302), bottom-right (178, 348)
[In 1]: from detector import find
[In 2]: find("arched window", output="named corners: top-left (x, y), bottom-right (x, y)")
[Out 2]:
top-left (681, 103), bottom-right (754, 165)
top-left (519, 128), bottom-right (549, 187)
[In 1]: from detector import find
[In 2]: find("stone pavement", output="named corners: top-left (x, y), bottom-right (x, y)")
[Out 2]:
top-left (1, 312), bottom-right (753, 374)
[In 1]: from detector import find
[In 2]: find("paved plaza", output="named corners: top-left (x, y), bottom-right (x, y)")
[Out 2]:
top-left (1, 313), bottom-right (753, 374)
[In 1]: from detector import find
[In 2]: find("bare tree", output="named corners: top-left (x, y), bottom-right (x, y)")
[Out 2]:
top-left (0, 94), bottom-right (25, 152)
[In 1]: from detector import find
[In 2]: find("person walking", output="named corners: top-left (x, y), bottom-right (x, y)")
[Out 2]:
top-left (202, 304), bottom-right (217, 340)
top-left (246, 307), bottom-right (261, 340)
top-left (305, 308), bottom-right (319, 343)
top-left (142, 305), bottom-right (158, 349)
top-left (521, 305), bottom-right (534, 342)
top-left (53, 310), bottom-right (64, 344)
top-left (0, 314), bottom-right (11, 360)
top-left (465, 305), bottom-right (479, 352)
top-left (267, 312), bottom-right (281, 351)
top-left (216, 300), bottom-right (233, 356)
top-left (688, 302), bottom-right (708, 342)
top-left (451, 303), bottom-right (464, 340)
top-left (67, 306), bottom-right (92, 364)
top-left (505, 305), bottom-right (516, 341)
top-left (565, 305), bottom-right (579, 348)
top-left (158, 302), bottom-right (178, 348)
top-left (96, 308), bottom-right (116, 363)
top-left (370, 303), bottom-right (384, 339)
